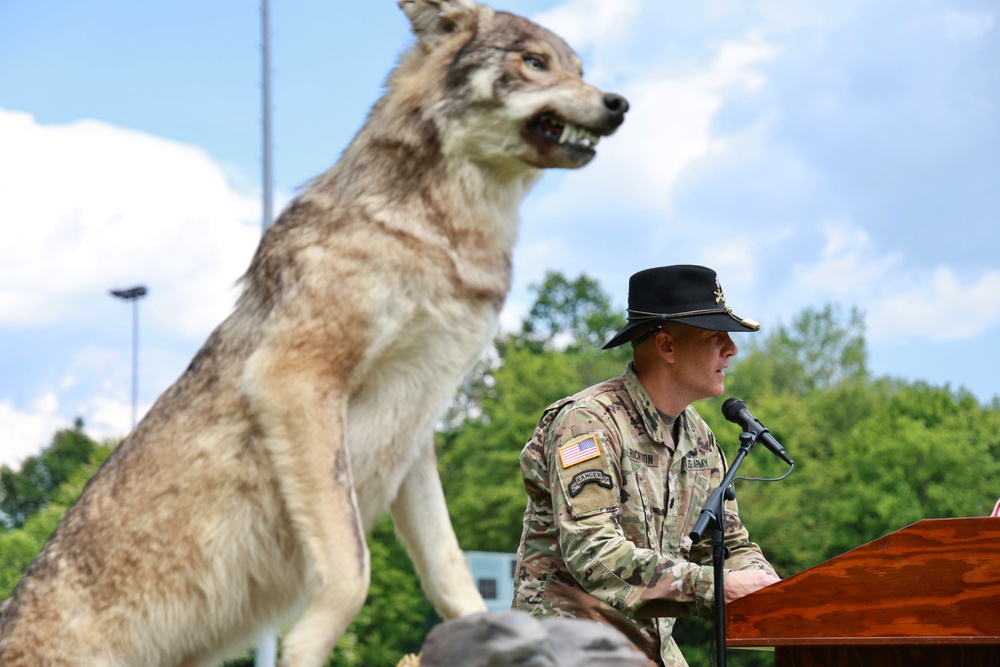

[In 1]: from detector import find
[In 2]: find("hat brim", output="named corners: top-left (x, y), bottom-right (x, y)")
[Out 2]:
top-left (602, 312), bottom-right (760, 349)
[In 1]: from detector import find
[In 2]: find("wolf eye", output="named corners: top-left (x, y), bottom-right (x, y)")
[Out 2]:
top-left (523, 54), bottom-right (547, 71)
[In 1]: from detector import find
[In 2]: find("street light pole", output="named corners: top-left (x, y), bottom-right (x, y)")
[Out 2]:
top-left (256, 2), bottom-right (280, 665)
top-left (109, 285), bottom-right (148, 430)
top-left (262, 0), bottom-right (273, 232)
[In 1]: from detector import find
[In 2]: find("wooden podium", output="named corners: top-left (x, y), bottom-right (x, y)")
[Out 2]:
top-left (725, 517), bottom-right (1000, 667)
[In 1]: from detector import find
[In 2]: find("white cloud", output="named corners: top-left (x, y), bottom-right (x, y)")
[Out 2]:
top-left (794, 223), bottom-right (904, 299)
top-left (694, 30), bottom-right (775, 95)
top-left (0, 392), bottom-right (69, 470)
top-left (526, 30), bottom-right (777, 223)
top-left (532, 0), bottom-right (644, 51)
top-left (870, 268), bottom-right (1000, 343)
top-left (697, 236), bottom-right (760, 289)
top-left (792, 223), bottom-right (1000, 343)
top-left (0, 109), bottom-right (262, 340)
top-left (80, 394), bottom-right (145, 443)
top-left (0, 109), bottom-right (270, 464)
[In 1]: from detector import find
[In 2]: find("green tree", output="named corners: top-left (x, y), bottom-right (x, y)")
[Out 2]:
top-left (516, 271), bottom-right (625, 353)
top-left (1, 418), bottom-right (97, 529)
top-left (0, 531), bottom-right (37, 599)
top-left (723, 303), bottom-right (868, 402)
top-left (0, 429), bottom-right (114, 598)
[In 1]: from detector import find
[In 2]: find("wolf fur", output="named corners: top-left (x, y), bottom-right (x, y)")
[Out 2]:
top-left (0, 1), bottom-right (627, 665)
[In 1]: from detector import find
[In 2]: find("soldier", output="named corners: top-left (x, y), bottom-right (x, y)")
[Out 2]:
top-left (512, 264), bottom-right (780, 667)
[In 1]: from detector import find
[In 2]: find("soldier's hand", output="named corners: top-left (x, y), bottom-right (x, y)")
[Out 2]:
top-left (723, 570), bottom-right (780, 603)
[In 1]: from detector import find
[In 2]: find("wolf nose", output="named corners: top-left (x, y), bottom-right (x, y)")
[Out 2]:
top-left (603, 93), bottom-right (629, 116)
top-left (603, 93), bottom-right (629, 128)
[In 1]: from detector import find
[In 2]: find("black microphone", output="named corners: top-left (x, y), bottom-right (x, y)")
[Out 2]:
top-left (722, 398), bottom-right (794, 466)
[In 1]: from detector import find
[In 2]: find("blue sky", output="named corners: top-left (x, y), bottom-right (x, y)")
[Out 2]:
top-left (1, 0), bottom-right (998, 468)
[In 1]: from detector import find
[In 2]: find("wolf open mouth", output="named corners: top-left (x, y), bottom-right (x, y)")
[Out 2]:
top-left (528, 112), bottom-right (601, 151)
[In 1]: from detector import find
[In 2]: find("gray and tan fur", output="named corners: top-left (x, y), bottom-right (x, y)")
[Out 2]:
top-left (0, 1), bottom-right (627, 665)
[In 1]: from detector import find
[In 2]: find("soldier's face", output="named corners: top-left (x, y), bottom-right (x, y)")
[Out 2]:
top-left (666, 326), bottom-right (738, 403)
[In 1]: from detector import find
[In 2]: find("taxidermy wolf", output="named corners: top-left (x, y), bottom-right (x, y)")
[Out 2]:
top-left (0, 1), bottom-right (628, 665)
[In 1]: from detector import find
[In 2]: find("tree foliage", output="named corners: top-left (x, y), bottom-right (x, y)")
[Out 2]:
top-left (1, 418), bottom-right (98, 529)
top-left (3, 275), bottom-right (1000, 667)
top-left (516, 271), bottom-right (625, 354)
top-left (0, 422), bottom-right (113, 598)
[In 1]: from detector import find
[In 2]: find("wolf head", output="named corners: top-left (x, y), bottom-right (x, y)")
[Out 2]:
top-left (395, 0), bottom-right (628, 171)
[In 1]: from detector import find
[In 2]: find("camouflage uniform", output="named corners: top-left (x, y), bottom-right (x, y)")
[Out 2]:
top-left (512, 363), bottom-right (776, 667)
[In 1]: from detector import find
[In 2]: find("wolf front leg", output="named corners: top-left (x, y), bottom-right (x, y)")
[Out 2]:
top-left (243, 352), bottom-right (371, 667)
top-left (390, 437), bottom-right (488, 619)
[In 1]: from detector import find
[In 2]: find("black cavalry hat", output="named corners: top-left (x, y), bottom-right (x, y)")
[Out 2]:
top-left (602, 265), bottom-right (761, 349)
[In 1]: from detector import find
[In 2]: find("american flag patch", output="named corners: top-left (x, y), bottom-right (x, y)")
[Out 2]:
top-left (559, 435), bottom-right (600, 468)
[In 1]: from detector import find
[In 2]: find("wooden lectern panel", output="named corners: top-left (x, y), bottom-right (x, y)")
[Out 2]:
top-left (726, 517), bottom-right (1000, 646)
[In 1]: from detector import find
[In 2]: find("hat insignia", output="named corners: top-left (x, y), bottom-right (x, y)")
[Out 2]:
top-left (714, 278), bottom-right (725, 304)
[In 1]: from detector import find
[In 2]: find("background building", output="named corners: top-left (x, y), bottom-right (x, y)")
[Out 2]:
top-left (466, 551), bottom-right (518, 612)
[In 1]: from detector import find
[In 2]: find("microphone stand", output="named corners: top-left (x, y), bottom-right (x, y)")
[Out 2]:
top-left (689, 430), bottom-right (759, 667)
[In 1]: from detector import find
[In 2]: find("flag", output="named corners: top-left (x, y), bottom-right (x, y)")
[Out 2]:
top-left (559, 435), bottom-right (600, 468)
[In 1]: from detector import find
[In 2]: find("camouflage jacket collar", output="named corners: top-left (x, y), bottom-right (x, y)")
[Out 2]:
top-left (621, 362), bottom-right (670, 446)
top-left (621, 362), bottom-right (701, 458)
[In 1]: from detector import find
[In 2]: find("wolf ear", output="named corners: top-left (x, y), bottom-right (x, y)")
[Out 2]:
top-left (399, 0), bottom-right (481, 46)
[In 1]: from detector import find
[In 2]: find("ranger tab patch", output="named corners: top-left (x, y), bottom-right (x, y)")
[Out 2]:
top-left (568, 469), bottom-right (613, 497)
top-left (559, 435), bottom-right (600, 468)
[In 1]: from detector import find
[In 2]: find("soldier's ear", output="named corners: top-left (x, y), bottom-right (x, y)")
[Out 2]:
top-left (399, 0), bottom-right (482, 47)
top-left (653, 329), bottom-right (677, 364)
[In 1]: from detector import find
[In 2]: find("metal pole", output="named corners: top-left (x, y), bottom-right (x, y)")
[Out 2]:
top-left (131, 295), bottom-right (139, 429)
top-left (262, 0), bottom-right (273, 232)
top-left (256, 2), bottom-right (280, 665)
top-left (109, 286), bottom-right (147, 431)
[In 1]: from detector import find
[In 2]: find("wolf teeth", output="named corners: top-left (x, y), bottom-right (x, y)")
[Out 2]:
top-left (559, 124), bottom-right (577, 145)
top-left (557, 121), bottom-right (600, 148)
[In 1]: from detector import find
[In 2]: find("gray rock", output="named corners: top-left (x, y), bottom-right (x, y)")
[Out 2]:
top-left (420, 610), bottom-right (555, 667)
top-left (418, 611), bottom-right (645, 667)
top-left (541, 617), bottom-right (646, 667)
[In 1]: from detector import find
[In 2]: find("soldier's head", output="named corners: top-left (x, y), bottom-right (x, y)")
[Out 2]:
top-left (605, 265), bottom-right (761, 408)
